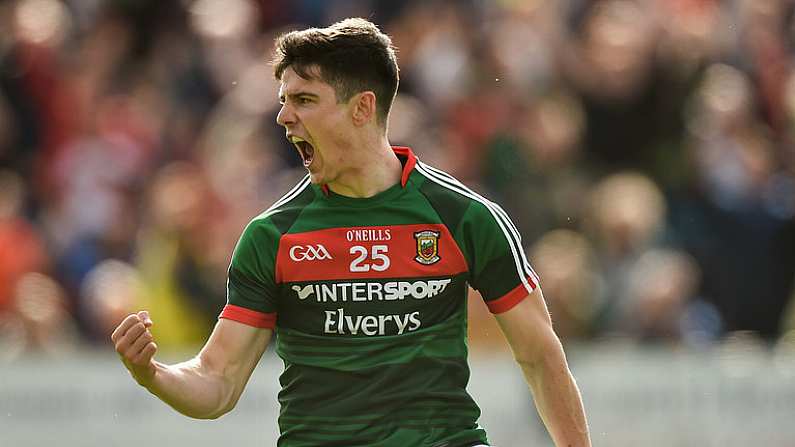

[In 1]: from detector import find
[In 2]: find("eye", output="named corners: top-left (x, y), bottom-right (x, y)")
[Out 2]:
top-left (298, 97), bottom-right (312, 105)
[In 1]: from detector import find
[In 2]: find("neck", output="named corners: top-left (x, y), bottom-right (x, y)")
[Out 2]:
top-left (327, 135), bottom-right (402, 198)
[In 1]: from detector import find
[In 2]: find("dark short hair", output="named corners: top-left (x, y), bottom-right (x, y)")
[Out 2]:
top-left (273, 18), bottom-right (399, 125)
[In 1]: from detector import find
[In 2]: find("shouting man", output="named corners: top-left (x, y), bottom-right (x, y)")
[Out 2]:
top-left (111, 18), bottom-right (591, 447)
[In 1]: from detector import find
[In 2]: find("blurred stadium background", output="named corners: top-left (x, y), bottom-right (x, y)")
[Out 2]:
top-left (1, 0), bottom-right (795, 445)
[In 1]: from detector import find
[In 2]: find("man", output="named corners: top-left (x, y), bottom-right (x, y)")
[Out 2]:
top-left (111, 18), bottom-right (591, 447)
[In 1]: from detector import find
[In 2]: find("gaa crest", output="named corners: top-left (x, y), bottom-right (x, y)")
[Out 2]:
top-left (414, 230), bottom-right (441, 265)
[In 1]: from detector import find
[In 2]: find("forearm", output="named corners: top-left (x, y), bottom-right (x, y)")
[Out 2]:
top-left (519, 345), bottom-right (591, 447)
top-left (114, 316), bottom-right (271, 420)
top-left (144, 357), bottom-right (237, 420)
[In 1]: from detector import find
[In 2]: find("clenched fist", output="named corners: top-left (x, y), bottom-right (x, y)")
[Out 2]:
top-left (111, 311), bottom-right (158, 386)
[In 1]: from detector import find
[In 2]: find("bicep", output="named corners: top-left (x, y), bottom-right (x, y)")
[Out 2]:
top-left (494, 287), bottom-right (561, 366)
top-left (199, 318), bottom-right (273, 385)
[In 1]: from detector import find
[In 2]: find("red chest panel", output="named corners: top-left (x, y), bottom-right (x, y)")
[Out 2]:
top-left (275, 224), bottom-right (468, 283)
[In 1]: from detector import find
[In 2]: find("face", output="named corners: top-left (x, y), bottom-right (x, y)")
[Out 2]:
top-left (276, 66), bottom-right (353, 185)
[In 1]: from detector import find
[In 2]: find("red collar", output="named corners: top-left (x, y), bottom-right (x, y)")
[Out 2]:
top-left (320, 146), bottom-right (416, 196)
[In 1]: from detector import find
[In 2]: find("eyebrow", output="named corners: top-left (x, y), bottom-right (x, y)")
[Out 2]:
top-left (278, 91), bottom-right (320, 103)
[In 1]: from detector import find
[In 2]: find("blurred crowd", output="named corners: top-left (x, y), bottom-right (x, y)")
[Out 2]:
top-left (1, 0), bottom-right (795, 360)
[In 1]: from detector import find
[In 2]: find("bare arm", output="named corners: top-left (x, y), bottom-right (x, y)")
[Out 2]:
top-left (495, 287), bottom-right (591, 446)
top-left (111, 311), bottom-right (272, 419)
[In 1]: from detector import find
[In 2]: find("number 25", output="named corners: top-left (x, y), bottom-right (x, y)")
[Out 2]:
top-left (349, 245), bottom-right (390, 272)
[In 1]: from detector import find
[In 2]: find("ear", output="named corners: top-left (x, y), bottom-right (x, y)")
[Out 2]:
top-left (351, 91), bottom-right (377, 127)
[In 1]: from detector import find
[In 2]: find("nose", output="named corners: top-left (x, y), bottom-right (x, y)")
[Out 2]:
top-left (276, 103), bottom-right (296, 127)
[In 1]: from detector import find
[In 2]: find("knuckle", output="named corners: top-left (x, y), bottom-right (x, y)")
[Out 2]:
top-left (134, 352), bottom-right (149, 364)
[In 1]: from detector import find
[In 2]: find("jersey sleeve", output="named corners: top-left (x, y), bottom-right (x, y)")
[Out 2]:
top-left (458, 201), bottom-right (539, 314)
top-left (220, 218), bottom-right (280, 328)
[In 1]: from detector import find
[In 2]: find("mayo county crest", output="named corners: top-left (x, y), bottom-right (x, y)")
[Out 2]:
top-left (414, 230), bottom-right (441, 265)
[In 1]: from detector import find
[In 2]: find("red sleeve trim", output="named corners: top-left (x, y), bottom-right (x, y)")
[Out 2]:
top-left (485, 278), bottom-right (537, 314)
top-left (219, 304), bottom-right (276, 329)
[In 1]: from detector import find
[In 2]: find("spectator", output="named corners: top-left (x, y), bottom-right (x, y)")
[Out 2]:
top-left (530, 229), bottom-right (604, 341)
top-left (134, 162), bottom-right (227, 350)
top-left (0, 171), bottom-right (47, 314)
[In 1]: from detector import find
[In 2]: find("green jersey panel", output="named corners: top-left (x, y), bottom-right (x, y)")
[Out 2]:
top-left (220, 147), bottom-right (539, 446)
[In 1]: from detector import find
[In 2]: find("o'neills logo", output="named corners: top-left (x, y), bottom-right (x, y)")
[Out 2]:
top-left (414, 230), bottom-right (440, 265)
top-left (290, 279), bottom-right (451, 302)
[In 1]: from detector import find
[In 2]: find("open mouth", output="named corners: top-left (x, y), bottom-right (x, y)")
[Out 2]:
top-left (290, 136), bottom-right (315, 167)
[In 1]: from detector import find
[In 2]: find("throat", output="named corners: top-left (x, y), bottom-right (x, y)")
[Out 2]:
top-left (327, 152), bottom-right (404, 198)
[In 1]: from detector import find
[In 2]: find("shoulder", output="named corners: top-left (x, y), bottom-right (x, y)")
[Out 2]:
top-left (412, 160), bottom-right (498, 229)
top-left (235, 176), bottom-right (314, 249)
top-left (249, 175), bottom-right (315, 235)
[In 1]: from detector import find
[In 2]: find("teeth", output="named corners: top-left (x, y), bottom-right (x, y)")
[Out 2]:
top-left (289, 136), bottom-right (313, 167)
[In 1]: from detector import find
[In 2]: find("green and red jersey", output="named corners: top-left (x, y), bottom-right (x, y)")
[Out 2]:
top-left (221, 147), bottom-right (539, 447)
